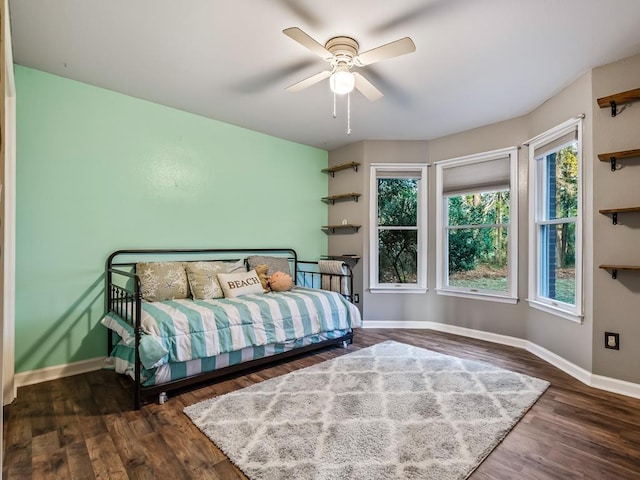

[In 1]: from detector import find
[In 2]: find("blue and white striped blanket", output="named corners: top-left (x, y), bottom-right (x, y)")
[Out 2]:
top-left (104, 287), bottom-right (361, 369)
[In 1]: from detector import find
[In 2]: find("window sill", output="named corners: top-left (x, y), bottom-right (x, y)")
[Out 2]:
top-left (527, 299), bottom-right (583, 324)
top-left (436, 289), bottom-right (518, 304)
top-left (369, 287), bottom-right (428, 294)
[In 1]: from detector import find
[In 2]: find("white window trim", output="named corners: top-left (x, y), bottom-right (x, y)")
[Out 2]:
top-left (526, 116), bottom-right (584, 323)
top-left (369, 163), bottom-right (428, 293)
top-left (434, 146), bottom-right (519, 302)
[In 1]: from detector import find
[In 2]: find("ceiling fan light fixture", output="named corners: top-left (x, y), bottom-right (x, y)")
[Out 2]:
top-left (329, 68), bottom-right (355, 95)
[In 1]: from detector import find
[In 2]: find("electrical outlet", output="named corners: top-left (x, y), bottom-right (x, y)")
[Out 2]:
top-left (354, 293), bottom-right (360, 303)
top-left (604, 332), bottom-right (620, 350)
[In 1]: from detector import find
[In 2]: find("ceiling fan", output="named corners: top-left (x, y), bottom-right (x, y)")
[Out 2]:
top-left (283, 27), bottom-right (416, 101)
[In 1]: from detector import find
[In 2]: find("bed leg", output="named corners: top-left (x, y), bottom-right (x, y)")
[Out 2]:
top-left (341, 340), bottom-right (349, 349)
top-left (158, 392), bottom-right (168, 405)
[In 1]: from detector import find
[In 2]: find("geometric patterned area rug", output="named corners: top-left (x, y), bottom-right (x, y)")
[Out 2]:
top-left (184, 341), bottom-right (550, 480)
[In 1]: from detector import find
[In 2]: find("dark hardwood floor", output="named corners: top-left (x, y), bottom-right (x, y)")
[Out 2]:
top-left (3, 328), bottom-right (640, 479)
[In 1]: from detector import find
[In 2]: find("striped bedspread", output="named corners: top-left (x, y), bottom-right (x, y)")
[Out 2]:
top-left (106, 287), bottom-right (361, 370)
top-left (110, 329), bottom-right (352, 386)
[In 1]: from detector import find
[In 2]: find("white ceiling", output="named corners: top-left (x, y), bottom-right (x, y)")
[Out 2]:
top-left (9, 0), bottom-right (640, 150)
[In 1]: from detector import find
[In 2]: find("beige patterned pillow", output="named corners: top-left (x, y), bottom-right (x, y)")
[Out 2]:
top-left (217, 270), bottom-right (264, 298)
top-left (185, 261), bottom-right (227, 300)
top-left (136, 262), bottom-right (189, 302)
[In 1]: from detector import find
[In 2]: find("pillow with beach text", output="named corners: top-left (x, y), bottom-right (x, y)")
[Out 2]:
top-left (217, 270), bottom-right (264, 298)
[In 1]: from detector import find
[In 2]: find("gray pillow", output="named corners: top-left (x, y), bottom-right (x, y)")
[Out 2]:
top-left (247, 255), bottom-right (292, 276)
top-left (222, 258), bottom-right (248, 273)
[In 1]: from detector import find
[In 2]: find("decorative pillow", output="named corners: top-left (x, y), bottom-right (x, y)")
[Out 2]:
top-left (270, 271), bottom-right (294, 292)
top-left (247, 255), bottom-right (292, 277)
top-left (222, 258), bottom-right (248, 273)
top-left (136, 262), bottom-right (189, 302)
top-left (185, 261), bottom-right (227, 299)
top-left (217, 270), bottom-right (264, 298)
top-left (101, 314), bottom-right (134, 344)
top-left (100, 314), bottom-right (168, 369)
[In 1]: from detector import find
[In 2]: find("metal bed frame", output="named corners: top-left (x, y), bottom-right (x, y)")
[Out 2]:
top-left (106, 248), bottom-right (355, 409)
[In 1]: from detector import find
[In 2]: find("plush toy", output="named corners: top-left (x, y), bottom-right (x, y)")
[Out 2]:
top-left (254, 264), bottom-right (271, 293)
top-left (269, 271), bottom-right (293, 292)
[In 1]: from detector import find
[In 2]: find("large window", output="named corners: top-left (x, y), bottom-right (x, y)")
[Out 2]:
top-left (369, 164), bottom-right (428, 293)
top-left (527, 116), bottom-right (583, 322)
top-left (435, 147), bottom-right (519, 303)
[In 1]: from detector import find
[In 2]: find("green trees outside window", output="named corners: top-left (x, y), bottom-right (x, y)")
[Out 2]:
top-left (377, 178), bottom-right (418, 283)
top-left (538, 144), bottom-right (578, 305)
top-left (447, 190), bottom-right (510, 291)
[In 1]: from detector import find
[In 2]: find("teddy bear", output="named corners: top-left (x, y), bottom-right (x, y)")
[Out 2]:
top-left (269, 271), bottom-right (293, 292)
top-left (254, 264), bottom-right (271, 293)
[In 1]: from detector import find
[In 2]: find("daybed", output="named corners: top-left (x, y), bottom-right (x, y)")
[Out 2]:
top-left (102, 248), bottom-right (362, 409)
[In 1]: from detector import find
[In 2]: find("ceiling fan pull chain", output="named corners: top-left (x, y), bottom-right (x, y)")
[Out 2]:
top-left (347, 92), bottom-right (352, 135)
top-left (333, 92), bottom-right (337, 118)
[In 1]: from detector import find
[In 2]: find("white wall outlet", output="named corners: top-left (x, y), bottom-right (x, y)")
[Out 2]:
top-left (605, 332), bottom-right (620, 350)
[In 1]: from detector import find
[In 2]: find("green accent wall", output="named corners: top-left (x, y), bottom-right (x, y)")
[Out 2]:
top-left (15, 66), bottom-right (328, 373)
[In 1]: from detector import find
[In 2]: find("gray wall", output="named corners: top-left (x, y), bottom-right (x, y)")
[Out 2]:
top-left (525, 70), bottom-right (594, 371)
top-left (592, 54), bottom-right (640, 381)
top-left (427, 117), bottom-right (529, 341)
top-left (330, 53), bottom-right (640, 384)
top-left (326, 142), bottom-right (366, 314)
top-left (327, 140), bottom-right (429, 320)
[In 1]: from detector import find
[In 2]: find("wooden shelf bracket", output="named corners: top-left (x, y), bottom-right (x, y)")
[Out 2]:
top-left (321, 192), bottom-right (361, 205)
top-left (599, 264), bottom-right (640, 279)
top-left (321, 224), bottom-right (361, 234)
top-left (599, 206), bottom-right (640, 225)
top-left (597, 149), bottom-right (640, 172)
top-left (322, 162), bottom-right (360, 177)
top-left (597, 88), bottom-right (640, 117)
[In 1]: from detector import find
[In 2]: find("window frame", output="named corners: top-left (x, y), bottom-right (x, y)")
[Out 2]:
top-left (369, 163), bottom-right (428, 293)
top-left (526, 116), bottom-right (583, 323)
top-left (435, 146), bottom-right (519, 304)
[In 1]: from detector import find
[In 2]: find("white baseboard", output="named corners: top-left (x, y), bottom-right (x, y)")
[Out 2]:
top-left (15, 323), bottom-right (640, 401)
top-left (590, 374), bottom-right (640, 399)
top-left (14, 356), bottom-right (105, 388)
top-left (363, 320), bottom-right (640, 399)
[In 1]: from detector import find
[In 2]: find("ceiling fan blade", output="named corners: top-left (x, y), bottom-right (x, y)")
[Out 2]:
top-left (361, 66), bottom-right (412, 107)
top-left (371, 0), bottom-right (455, 33)
top-left (356, 37), bottom-right (416, 66)
top-left (353, 73), bottom-right (383, 101)
top-left (278, 1), bottom-right (323, 28)
top-left (283, 27), bottom-right (332, 59)
top-left (235, 59), bottom-right (317, 93)
top-left (285, 70), bottom-right (331, 92)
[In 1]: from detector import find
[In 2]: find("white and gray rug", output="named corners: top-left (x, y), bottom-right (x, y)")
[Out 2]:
top-left (184, 341), bottom-right (549, 480)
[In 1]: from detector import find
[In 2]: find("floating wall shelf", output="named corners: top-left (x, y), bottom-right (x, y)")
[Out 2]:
top-left (322, 224), bottom-right (361, 234)
top-left (597, 88), bottom-right (640, 117)
top-left (321, 254), bottom-right (361, 264)
top-left (599, 206), bottom-right (640, 225)
top-left (599, 264), bottom-right (640, 279)
top-left (598, 148), bottom-right (640, 171)
top-left (321, 192), bottom-right (361, 205)
top-left (321, 162), bottom-right (360, 177)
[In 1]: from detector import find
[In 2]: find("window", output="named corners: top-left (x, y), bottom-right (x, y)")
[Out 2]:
top-left (435, 147), bottom-right (519, 303)
top-left (369, 164), bottom-right (428, 293)
top-left (527, 116), bottom-right (583, 322)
